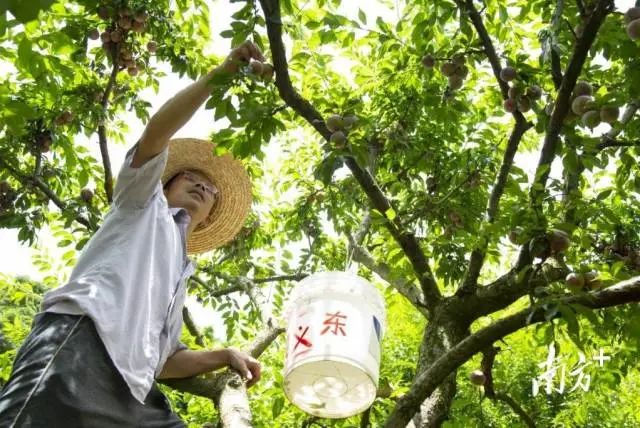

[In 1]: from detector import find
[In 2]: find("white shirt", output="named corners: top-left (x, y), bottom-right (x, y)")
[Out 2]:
top-left (41, 144), bottom-right (195, 403)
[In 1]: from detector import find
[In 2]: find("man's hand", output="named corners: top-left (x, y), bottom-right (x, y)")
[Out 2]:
top-left (217, 40), bottom-right (265, 75)
top-left (224, 348), bottom-right (261, 388)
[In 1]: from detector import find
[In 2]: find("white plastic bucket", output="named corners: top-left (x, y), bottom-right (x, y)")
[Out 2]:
top-left (283, 271), bottom-right (386, 418)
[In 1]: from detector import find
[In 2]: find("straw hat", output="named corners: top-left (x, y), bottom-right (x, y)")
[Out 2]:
top-left (161, 138), bottom-right (252, 254)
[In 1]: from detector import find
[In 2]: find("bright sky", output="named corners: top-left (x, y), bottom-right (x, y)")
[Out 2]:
top-left (0, 0), bottom-right (635, 327)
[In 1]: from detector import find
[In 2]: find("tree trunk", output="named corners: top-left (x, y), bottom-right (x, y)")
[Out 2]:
top-left (411, 316), bottom-right (469, 427)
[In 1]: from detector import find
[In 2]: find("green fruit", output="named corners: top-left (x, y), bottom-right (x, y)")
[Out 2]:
top-left (469, 370), bottom-right (486, 386)
top-left (421, 54), bottom-right (436, 69)
top-left (500, 66), bottom-right (517, 82)
top-left (573, 81), bottom-right (593, 97)
top-left (343, 114), bottom-right (358, 129)
top-left (600, 106), bottom-right (619, 124)
top-left (456, 64), bottom-right (469, 78)
top-left (326, 115), bottom-right (344, 132)
top-left (626, 19), bottom-right (640, 41)
top-left (330, 131), bottom-right (346, 147)
top-left (625, 7), bottom-right (640, 24)
top-left (581, 110), bottom-right (601, 129)
top-left (548, 229), bottom-right (571, 253)
top-left (508, 86), bottom-right (522, 99)
top-left (440, 61), bottom-right (457, 77)
top-left (566, 272), bottom-right (585, 288)
top-left (571, 95), bottom-right (594, 115)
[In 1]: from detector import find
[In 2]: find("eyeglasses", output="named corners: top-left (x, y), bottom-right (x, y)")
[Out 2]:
top-left (180, 171), bottom-right (218, 197)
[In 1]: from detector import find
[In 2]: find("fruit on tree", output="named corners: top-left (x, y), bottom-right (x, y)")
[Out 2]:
top-left (469, 370), bottom-right (486, 386)
top-left (118, 17), bottom-right (132, 30)
top-left (88, 29), bottom-right (100, 40)
top-left (503, 98), bottom-right (517, 113)
top-left (440, 61), bottom-right (457, 77)
top-left (508, 86), bottom-right (522, 99)
top-left (134, 11), bottom-right (148, 23)
top-left (517, 96), bottom-right (532, 112)
top-left (573, 81), bottom-right (593, 97)
top-left (343, 114), bottom-right (358, 129)
top-left (509, 227), bottom-right (526, 245)
top-left (571, 95), bottom-right (594, 115)
top-left (55, 111), bottom-right (73, 126)
top-left (500, 66), bottom-right (517, 82)
top-left (132, 20), bottom-right (145, 33)
top-left (548, 229), bottom-right (571, 253)
top-left (330, 131), bottom-right (346, 147)
top-left (326, 115), bottom-right (344, 132)
top-left (97, 6), bottom-right (110, 20)
top-left (526, 85), bottom-right (542, 100)
top-left (448, 75), bottom-right (463, 90)
top-left (566, 272), bottom-right (585, 288)
top-left (80, 188), bottom-right (94, 203)
top-left (0, 181), bottom-right (11, 194)
top-left (118, 7), bottom-right (132, 17)
top-left (100, 31), bottom-right (111, 43)
top-left (452, 53), bottom-right (466, 66)
top-left (110, 29), bottom-right (123, 43)
top-left (581, 110), bottom-right (601, 129)
top-left (261, 63), bottom-right (274, 81)
top-left (456, 64), bottom-right (469, 78)
top-left (249, 60), bottom-right (264, 75)
top-left (529, 236), bottom-right (551, 259)
top-left (626, 19), bottom-right (640, 40)
top-left (625, 7), bottom-right (640, 24)
top-left (146, 40), bottom-right (158, 53)
top-left (583, 271), bottom-right (602, 289)
top-left (127, 66), bottom-right (139, 76)
top-left (600, 106), bottom-right (619, 124)
top-left (421, 54), bottom-right (435, 69)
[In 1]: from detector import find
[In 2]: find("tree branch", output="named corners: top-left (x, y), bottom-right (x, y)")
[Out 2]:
top-left (530, 0), bottom-right (614, 209)
top-left (190, 275), bottom-right (244, 298)
top-left (0, 156), bottom-right (93, 230)
top-left (161, 326), bottom-right (285, 427)
top-left (481, 346), bottom-right (536, 428)
top-left (383, 275), bottom-right (640, 427)
top-left (597, 136), bottom-right (640, 150)
top-left (97, 45), bottom-right (121, 203)
top-left (182, 306), bottom-right (205, 347)
top-left (258, 0), bottom-right (442, 313)
top-left (348, 234), bottom-right (429, 318)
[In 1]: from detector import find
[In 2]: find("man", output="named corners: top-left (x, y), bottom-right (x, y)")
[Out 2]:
top-left (0, 40), bottom-right (265, 427)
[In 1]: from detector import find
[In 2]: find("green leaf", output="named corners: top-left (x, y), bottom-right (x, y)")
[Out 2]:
top-left (8, 0), bottom-right (55, 23)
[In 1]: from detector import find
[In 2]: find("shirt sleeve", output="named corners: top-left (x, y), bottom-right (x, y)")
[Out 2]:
top-left (112, 142), bottom-right (169, 209)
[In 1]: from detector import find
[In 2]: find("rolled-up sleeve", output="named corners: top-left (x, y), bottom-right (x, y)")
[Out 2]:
top-left (113, 143), bottom-right (169, 209)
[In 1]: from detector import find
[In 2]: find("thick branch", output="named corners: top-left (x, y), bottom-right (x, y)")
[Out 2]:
top-left (530, 0), bottom-right (614, 208)
top-left (259, 0), bottom-right (442, 312)
top-left (182, 306), bottom-right (205, 347)
top-left (597, 137), bottom-right (640, 150)
top-left (160, 326), bottom-right (285, 426)
top-left (458, 118), bottom-right (532, 294)
top-left (383, 275), bottom-right (640, 427)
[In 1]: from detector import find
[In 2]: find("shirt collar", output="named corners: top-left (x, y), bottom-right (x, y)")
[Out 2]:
top-left (169, 207), bottom-right (191, 225)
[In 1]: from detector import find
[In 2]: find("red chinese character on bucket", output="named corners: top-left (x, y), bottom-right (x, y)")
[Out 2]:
top-left (321, 311), bottom-right (347, 336)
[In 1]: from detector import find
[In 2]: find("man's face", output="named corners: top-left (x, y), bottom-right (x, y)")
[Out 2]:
top-left (164, 170), bottom-right (218, 227)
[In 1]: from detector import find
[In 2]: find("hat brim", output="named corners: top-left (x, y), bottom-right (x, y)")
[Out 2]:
top-left (162, 138), bottom-right (252, 254)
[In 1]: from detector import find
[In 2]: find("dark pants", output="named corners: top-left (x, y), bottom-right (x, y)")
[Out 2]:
top-left (0, 313), bottom-right (185, 428)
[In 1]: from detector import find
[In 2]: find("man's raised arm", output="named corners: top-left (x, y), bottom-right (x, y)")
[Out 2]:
top-left (131, 41), bottom-right (265, 168)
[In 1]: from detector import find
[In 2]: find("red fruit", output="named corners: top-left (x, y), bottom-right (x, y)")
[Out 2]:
top-left (625, 7), bottom-right (640, 24)
top-left (146, 40), bottom-right (157, 53)
top-left (421, 54), bottom-right (435, 69)
top-left (132, 20), bottom-right (145, 33)
top-left (118, 17), bottom-right (132, 30)
top-left (55, 111), bottom-right (73, 125)
top-left (517, 96), bottom-right (532, 112)
top-left (110, 29), bottom-right (122, 43)
top-left (469, 370), bottom-right (486, 386)
top-left (88, 29), bottom-right (100, 40)
top-left (439, 61), bottom-right (457, 77)
top-left (503, 98), bottom-right (517, 113)
top-left (500, 66), bottom-right (517, 82)
top-left (100, 31), bottom-right (111, 42)
top-left (97, 6), bottom-right (110, 20)
top-left (566, 273), bottom-right (585, 288)
top-left (249, 60), bottom-right (264, 75)
top-left (548, 229), bottom-right (571, 253)
top-left (626, 19), bottom-right (640, 41)
top-left (261, 63), bottom-right (274, 81)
